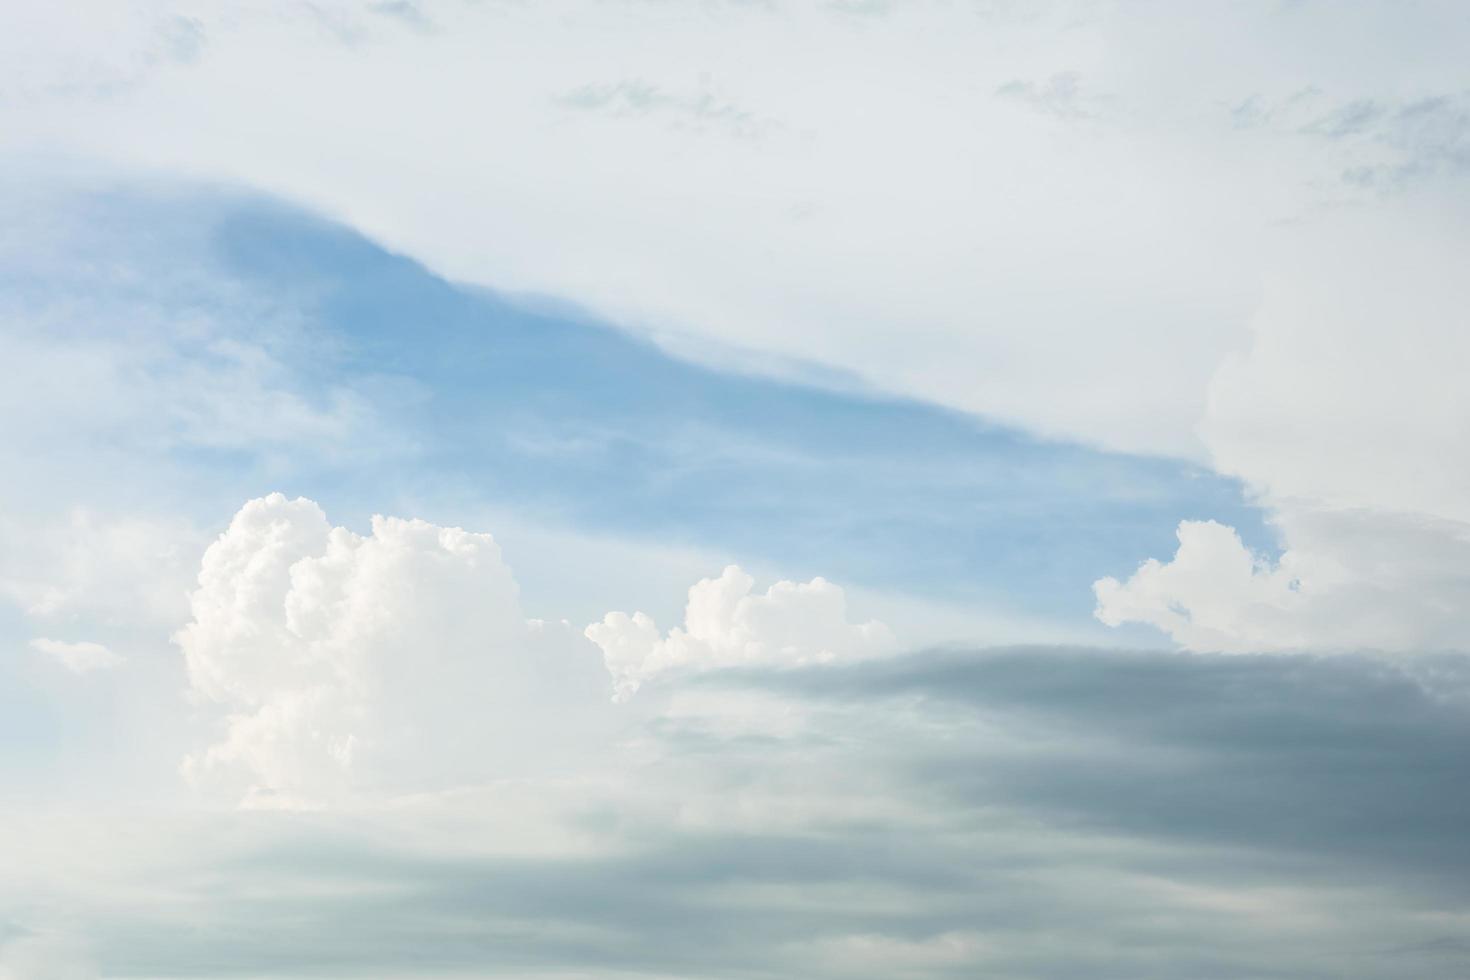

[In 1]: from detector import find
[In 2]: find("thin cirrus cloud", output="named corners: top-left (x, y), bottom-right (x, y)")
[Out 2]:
top-left (28, 638), bottom-right (122, 674)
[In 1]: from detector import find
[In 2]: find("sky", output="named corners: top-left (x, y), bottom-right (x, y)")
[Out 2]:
top-left (2, 1), bottom-right (1469, 977)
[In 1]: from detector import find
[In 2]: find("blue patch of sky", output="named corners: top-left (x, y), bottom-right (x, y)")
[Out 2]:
top-left (7, 183), bottom-right (1272, 622)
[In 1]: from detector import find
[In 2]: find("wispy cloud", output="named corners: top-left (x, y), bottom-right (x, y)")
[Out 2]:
top-left (555, 77), bottom-right (782, 139)
top-left (29, 637), bottom-right (123, 674)
top-left (995, 71), bottom-right (1096, 121)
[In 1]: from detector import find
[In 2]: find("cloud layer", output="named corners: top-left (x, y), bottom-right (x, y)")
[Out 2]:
top-left (6, 646), bottom-right (1469, 978)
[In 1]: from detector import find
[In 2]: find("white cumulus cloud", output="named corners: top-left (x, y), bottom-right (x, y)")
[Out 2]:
top-left (585, 564), bottom-right (895, 700)
top-left (1096, 509), bottom-right (1470, 653)
top-left (176, 494), bottom-right (611, 807)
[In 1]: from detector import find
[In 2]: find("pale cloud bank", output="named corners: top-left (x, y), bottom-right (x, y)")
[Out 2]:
top-left (6, 647), bottom-right (1470, 979)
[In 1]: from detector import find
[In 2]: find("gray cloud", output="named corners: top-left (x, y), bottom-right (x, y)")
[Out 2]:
top-left (7, 648), bottom-right (1470, 978)
top-left (738, 647), bottom-right (1470, 891)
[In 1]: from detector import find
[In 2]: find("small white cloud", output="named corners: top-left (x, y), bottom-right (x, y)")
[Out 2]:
top-left (586, 565), bottom-right (895, 700)
top-left (29, 637), bottom-right (124, 674)
top-left (1093, 520), bottom-right (1304, 652)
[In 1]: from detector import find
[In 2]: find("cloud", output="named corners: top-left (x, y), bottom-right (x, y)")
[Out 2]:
top-left (585, 564), bottom-right (895, 700)
top-left (1096, 511), bottom-right (1470, 652)
top-left (177, 494), bottom-right (612, 806)
top-left (746, 647), bottom-right (1470, 889)
top-left (1093, 519), bottom-right (1298, 652)
top-left (5, 647), bottom-right (1470, 979)
top-left (28, 638), bottom-right (123, 674)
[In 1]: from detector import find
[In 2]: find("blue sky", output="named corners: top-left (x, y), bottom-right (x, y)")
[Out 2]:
top-left (3, 2), bottom-right (1470, 978)
top-left (204, 188), bottom-right (1270, 610)
top-left (3, 180), bottom-right (1270, 627)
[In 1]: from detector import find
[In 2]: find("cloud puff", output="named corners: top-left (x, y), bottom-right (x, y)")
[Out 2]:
top-left (1094, 520), bottom-right (1298, 652)
top-left (1095, 512), bottom-right (1470, 652)
top-left (28, 638), bottom-right (123, 674)
top-left (176, 494), bottom-right (611, 806)
top-left (585, 564), bottom-right (894, 700)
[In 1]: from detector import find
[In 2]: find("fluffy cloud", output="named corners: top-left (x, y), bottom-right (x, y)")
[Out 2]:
top-left (176, 494), bottom-right (611, 806)
top-left (1094, 520), bottom-right (1301, 653)
top-left (1096, 511), bottom-right (1470, 653)
top-left (28, 638), bottom-right (123, 674)
top-left (175, 498), bottom-right (895, 804)
top-left (586, 564), bottom-right (894, 700)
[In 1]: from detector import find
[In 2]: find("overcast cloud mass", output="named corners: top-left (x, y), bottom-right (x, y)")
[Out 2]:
top-left (2, 1), bottom-right (1468, 977)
